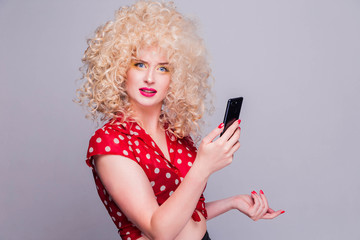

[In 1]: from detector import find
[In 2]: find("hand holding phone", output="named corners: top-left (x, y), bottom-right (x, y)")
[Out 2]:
top-left (220, 97), bottom-right (243, 137)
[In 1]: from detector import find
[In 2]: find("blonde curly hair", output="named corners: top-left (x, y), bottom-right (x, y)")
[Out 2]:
top-left (76, 0), bottom-right (212, 139)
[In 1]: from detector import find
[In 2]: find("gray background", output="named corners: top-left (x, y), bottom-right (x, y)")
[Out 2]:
top-left (1, 0), bottom-right (359, 239)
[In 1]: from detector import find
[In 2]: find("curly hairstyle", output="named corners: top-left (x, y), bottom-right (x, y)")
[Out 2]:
top-left (76, 0), bottom-right (212, 139)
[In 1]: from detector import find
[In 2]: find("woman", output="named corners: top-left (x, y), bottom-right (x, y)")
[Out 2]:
top-left (76, 1), bottom-right (284, 239)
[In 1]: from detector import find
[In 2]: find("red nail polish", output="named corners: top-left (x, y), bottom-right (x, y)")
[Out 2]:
top-left (280, 210), bottom-right (285, 214)
top-left (251, 191), bottom-right (257, 195)
top-left (260, 190), bottom-right (264, 194)
top-left (238, 119), bottom-right (241, 124)
top-left (218, 123), bottom-right (224, 128)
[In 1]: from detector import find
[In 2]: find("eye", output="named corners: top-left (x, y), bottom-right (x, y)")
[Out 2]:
top-left (158, 66), bottom-right (169, 72)
top-left (134, 62), bottom-right (146, 68)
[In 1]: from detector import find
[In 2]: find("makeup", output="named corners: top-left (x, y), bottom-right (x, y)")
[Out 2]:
top-left (139, 87), bottom-right (157, 97)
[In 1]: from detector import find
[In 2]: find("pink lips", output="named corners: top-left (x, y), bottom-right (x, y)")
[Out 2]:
top-left (139, 88), bottom-right (157, 97)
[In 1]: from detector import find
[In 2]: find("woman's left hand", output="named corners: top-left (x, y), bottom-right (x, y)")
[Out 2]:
top-left (232, 190), bottom-right (285, 221)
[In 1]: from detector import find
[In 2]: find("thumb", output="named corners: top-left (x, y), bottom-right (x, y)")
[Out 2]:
top-left (202, 123), bottom-right (224, 144)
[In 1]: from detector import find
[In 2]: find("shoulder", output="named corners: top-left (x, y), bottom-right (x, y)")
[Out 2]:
top-left (86, 121), bottom-right (135, 164)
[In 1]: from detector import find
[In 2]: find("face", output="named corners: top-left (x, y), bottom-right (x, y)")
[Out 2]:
top-left (126, 47), bottom-right (171, 113)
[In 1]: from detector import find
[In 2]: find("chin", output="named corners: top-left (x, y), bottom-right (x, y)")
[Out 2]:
top-left (133, 99), bottom-right (163, 109)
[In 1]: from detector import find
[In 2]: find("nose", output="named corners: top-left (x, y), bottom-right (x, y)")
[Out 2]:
top-left (144, 68), bottom-right (154, 84)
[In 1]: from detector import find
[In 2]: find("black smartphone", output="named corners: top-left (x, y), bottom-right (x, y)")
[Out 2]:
top-left (220, 97), bottom-right (243, 137)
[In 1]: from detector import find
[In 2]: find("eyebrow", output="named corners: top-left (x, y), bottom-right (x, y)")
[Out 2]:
top-left (134, 59), bottom-right (169, 65)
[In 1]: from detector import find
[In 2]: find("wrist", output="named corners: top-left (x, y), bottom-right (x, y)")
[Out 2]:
top-left (230, 195), bottom-right (245, 210)
top-left (190, 159), bottom-right (210, 182)
top-left (229, 195), bottom-right (239, 210)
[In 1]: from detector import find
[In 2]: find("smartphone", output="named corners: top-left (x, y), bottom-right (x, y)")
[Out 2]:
top-left (220, 97), bottom-right (243, 137)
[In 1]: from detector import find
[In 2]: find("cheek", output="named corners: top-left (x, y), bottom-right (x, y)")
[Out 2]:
top-left (162, 77), bottom-right (171, 93)
top-left (163, 74), bottom-right (171, 86)
top-left (125, 71), bottom-right (137, 89)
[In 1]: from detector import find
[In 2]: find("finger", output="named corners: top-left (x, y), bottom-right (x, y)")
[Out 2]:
top-left (228, 141), bottom-right (240, 156)
top-left (251, 191), bottom-right (261, 214)
top-left (253, 192), bottom-right (265, 220)
top-left (220, 119), bottom-right (240, 142)
top-left (202, 123), bottom-right (224, 143)
top-left (267, 208), bottom-right (275, 214)
top-left (259, 190), bottom-right (269, 212)
top-left (262, 210), bottom-right (285, 219)
top-left (226, 127), bottom-right (241, 148)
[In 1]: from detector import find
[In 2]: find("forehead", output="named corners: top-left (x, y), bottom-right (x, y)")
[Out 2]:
top-left (136, 46), bottom-right (169, 63)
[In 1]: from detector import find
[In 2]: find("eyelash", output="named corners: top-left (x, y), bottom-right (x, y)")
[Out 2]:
top-left (133, 62), bottom-right (169, 72)
top-left (158, 66), bottom-right (169, 72)
top-left (134, 62), bottom-right (146, 68)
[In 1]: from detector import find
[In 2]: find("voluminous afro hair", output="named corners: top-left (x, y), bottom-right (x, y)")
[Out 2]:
top-left (76, 0), bottom-right (212, 139)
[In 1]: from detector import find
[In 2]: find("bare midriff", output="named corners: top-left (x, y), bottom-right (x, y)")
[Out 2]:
top-left (138, 210), bottom-right (207, 240)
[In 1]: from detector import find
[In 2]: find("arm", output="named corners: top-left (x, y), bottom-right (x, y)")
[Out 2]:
top-left (205, 196), bottom-right (237, 220)
top-left (206, 191), bottom-right (285, 222)
top-left (95, 121), bottom-right (241, 240)
top-left (95, 154), bottom-right (207, 240)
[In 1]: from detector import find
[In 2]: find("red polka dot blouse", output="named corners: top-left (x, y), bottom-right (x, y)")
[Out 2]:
top-left (86, 118), bottom-right (207, 239)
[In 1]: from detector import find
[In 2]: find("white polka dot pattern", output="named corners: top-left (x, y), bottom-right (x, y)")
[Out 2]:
top-left (85, 119), bottom-right (206, 239)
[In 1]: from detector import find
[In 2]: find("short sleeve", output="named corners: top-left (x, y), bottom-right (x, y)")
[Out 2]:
top-left (85, 126), bottom-right (136, 168)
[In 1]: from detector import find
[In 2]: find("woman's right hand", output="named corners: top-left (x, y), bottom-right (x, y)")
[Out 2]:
top-left (232, 191), bottom-right (285, 221)
top-left (194, 120), bottom-right (241, 178)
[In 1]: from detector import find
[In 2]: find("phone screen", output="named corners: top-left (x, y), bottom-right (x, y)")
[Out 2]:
top-left (220, 97), bottom-right (243, 136)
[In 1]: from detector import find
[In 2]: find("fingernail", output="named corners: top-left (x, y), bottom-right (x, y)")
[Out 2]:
top-left (218, 123), bottom-right (224, 128)
top-left (251, 191), bottom-right (257, 195)
top-left (238, 119), bottom-right (241, 124)
top-left (280, 210), bottom-right (285, 214)
top-left (260, 190), bottom-right (264, 194)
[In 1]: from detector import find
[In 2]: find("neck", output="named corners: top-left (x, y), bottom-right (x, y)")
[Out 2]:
top-left (130, 103), bottom-right (162, 135)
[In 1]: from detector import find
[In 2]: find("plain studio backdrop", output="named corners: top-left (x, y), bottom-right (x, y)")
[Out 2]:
top-left (1, 0), bottom-right (359, 239)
